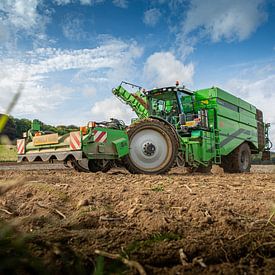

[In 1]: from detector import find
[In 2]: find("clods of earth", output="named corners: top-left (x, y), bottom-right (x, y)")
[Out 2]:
top-left (0, 165), bottom-right (274, 274)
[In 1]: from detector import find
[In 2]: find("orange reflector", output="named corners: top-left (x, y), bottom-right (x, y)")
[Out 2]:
top-left (80, 126), bottom-right (88, 135)
top-left (88, 121), bottom-right (96, 128)
top-left (35, 132), bottom-right (42, 136)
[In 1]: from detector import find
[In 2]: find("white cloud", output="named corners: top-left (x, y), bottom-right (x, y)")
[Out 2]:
top-left (91, 97), bottom-right (136, 124)
top-left (79, 0), bottom-right (92, 4)
top-left (143, 8), bottom-right (161, 27)
top-left (182, 0), bottom-right (267, 42)
top-left (0, 39), bottom-right (143, 123)
top-left (53, 0), bottom-right (71, 5)
top-left (112, 0), bottom-right (128, 9)
top-left (61, 13), bottom-right (89, 41)
top-left (0, 59), bottom-right (69, 116)
top-left (54, 0), bottom-right (102, 5)
top-left (29, 39), bottom-right (142, 75)
top-left (143, 51), bottom-right (194, 87)
top-left (15, 85), bottom-right (70, 115)
top-left (174, 0), bottom-right (268, 58)
top-left (82, 86), bottom-right (96, 96)
top-left (1, 0), bottom-right (40, 30)
top-left (0, 0), bottom-right (52, 50)
top-left (0, 19), bottom-right (10, 43)
top-left (86, 0), bottom-right (105, 5)
top-left (221, 63), bottom-right (275, 147)
top-left (53, 0), bottom-right (105, 5)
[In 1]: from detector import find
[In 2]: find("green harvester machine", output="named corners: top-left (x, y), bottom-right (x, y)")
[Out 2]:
top-left (17, 81), bottom-right (272, 174)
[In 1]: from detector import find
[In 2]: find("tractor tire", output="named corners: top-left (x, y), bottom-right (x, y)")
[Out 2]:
top-left (71, 160), bottom-right (90, 172)
top-left (88, 160), bottom-right (113, 173)
top-left (186, 163), bottom-right (212, 174)
top-left (196, 163), bottom-right (212, 173)
top-left (123, 118), bottom-right (178, 174)
top-left (222, 143), bottom-right (251, 173)
top-left (220, 156), bottom-right (233, 173)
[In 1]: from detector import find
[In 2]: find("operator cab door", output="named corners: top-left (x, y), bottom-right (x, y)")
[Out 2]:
top-left (148, 91), bottom-right (180, 124)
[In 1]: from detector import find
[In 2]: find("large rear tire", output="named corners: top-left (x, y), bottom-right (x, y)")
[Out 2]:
top-left (124, 118), bottom-right (178, 174)
top-left (221, 143), bottom-right (251, 173)
top-left (71, 159), bottom-right (90, 172)
top-left (71, 159), bottom-right (113, 173)
top-left (88, 160), bottom-right (113, 173)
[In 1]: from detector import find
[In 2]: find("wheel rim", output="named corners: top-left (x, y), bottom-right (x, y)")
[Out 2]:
top-left (129, 128), bottom-right (172, 172)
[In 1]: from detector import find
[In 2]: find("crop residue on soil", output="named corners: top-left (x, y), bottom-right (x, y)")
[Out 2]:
top-left (0, 166), bottom-right (274, 274)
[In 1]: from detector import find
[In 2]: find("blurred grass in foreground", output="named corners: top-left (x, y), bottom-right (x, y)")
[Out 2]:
top-left (0, 84), bottom-right (22, 161)
top-left (0, 90), bottom-right (21, 134)
top-left (0, 145), bottom-right (17, 162)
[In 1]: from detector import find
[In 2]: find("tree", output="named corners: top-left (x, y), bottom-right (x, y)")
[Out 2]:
top-left (0, 114), bottom-right (80, 140)
top-left (14, 118), bottom-right (31, 139)
top-left (0, 115), bottom-right (16, 140)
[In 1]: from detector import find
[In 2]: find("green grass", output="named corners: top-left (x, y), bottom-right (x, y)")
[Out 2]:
top-left (151, 184), bottom-right (164, 192)
top-left (0, 145), bottom-right (17, 162)
top-left (124, 232), bottom-right (181, 255)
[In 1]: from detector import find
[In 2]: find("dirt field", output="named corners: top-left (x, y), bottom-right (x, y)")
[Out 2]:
top-left (0, 165), bottom-right (274, 274)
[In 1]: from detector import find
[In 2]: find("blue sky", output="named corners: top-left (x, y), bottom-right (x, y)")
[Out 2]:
top-left (0, 0), bottom-right (275, 143)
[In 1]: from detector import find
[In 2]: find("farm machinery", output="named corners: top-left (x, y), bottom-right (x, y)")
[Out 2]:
top-left (17, 81), bottom-right (271, 174)
top-left (17, 118), bottom-right (129, 172)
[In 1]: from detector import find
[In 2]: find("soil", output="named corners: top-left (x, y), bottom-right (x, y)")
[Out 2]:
top-left (0, 165), bottom-right (274, 274)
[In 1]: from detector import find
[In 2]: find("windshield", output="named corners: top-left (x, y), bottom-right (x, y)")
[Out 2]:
top-left (148, 91), bottom-right (180, 123)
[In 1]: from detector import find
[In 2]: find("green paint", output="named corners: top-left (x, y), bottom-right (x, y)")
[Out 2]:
top-left (112, 85), bottom-right (148, 119)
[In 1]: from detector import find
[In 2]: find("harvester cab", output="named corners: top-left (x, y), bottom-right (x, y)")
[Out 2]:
top-left (146, 86), bottom-right (183, 123)
top-left (145, 84), bottom-right (208, 134)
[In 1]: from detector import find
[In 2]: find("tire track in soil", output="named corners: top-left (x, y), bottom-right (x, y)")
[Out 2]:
top-left (0, 162), bottom-right (67, 170)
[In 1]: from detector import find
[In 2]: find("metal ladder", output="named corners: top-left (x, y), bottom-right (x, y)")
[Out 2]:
top-left (214, 129), bottom-right (221, 164)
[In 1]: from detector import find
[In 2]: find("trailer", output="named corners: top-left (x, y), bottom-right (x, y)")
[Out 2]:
top-left (17, 82), bottom-right (271, 174)
top-left (17, 119), bottom-right (129, 172)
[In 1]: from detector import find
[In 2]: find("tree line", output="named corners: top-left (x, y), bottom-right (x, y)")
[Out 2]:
top-left (0, 114), bottom-right (78, 141)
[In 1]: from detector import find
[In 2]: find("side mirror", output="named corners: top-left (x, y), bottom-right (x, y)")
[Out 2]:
top-left (179, 113), bottom-right (186, 125)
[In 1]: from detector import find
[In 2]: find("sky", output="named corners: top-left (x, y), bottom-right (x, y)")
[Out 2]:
top-left (0, 0), bottom-right (275, 145)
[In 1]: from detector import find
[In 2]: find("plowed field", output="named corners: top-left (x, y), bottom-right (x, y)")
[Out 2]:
top-left (0, 165), bottom-right (274, 274)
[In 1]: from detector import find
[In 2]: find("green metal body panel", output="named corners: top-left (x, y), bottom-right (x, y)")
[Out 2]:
top-left (181, 130), bottom-right (214, 164)
top-left (194, 87), bottom-right (258, 157)
top-left (112, 86), bottom-right (149, 118)
top-left (32, 119), bottom-right (41, 131)
top-left (82, 127), bottom-right (129, 159)
top-left (112, 138), bottom-right (129, 158)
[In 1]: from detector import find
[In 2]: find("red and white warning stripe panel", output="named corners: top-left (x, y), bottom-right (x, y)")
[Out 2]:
top-left (70, 131), bottom-right (82, 150)
top-left (94, 130), bottom-right (107, 143)
top-left (17, 139), bottom-right (25, 155)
